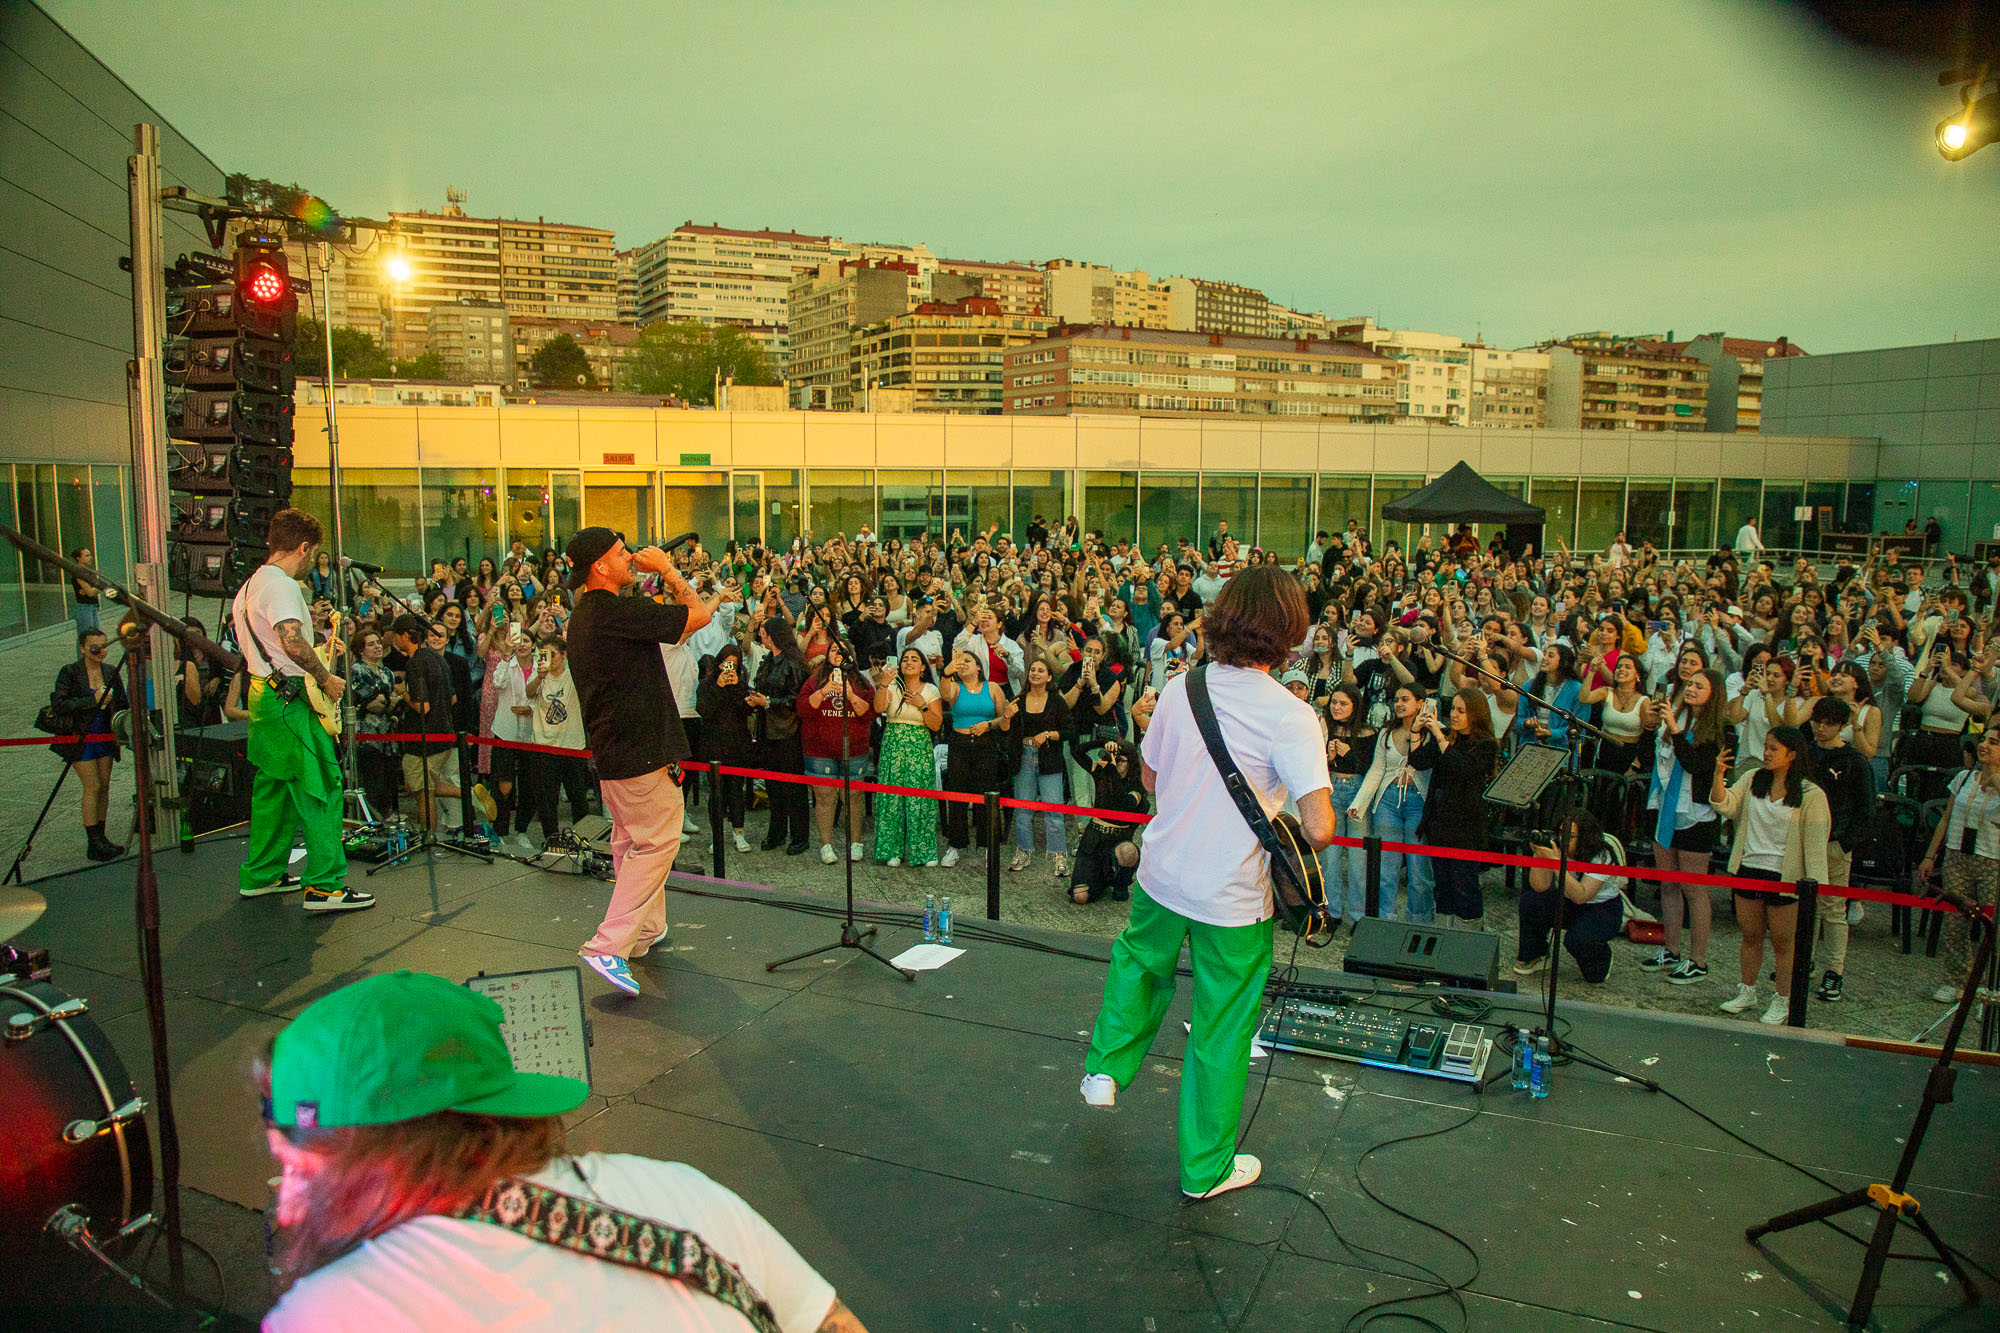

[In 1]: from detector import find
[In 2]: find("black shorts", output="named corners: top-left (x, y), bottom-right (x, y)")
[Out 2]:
top-left (1732, 866), bottom-right (1795, 906)
top-left (1658, 817), bottom-right (1718, 854)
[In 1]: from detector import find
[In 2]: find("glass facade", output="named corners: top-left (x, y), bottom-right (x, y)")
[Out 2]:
top-left (1530, 477), bottom-right (1577, 550)
top-left (1316, 475), bottom-right (1372, 544)
top-left (1760, 480), bottom-right (1804, 552)
top-left (1084, 470), bottom-right (1138, 544)
top-left (1971, 482), bottom-right (2000, 550)
top-left (1200, 474), bottom-right (1257, 552)
top-left (1624, 480), bottom-right (1672, 549)
top-left (1374, 474), bottom-right (1424, 552)
top-left (807, 468), bottom-right (873, 540)
top-left (1140, 472), bottom-right (1198, 556)
top-left (0, 470), bottom-right (22, 639)
top-left (1011, 470), bottom-right (1067, 545)
top-left (1258, 475), bottom-right (1312, 558)
top-left (1718, 479), bottom-right (1761, 550)
top-left (1577, 479), bottom-right (1626, 551)
top-left (662, 471), bottom-right (732, 550)
top-left (426, 468), bottom-right (501, 573)
top-left (583, 471), bottom-right (654, 546)
top-left (505, 470), bottom-right (554, 557)
top-left (761, 469), bottom-right (801, 550)
top-left (944, 469), bottom-right (1009, 545)
top-left (0, 462), bottom-right (132, 640)
top-left (1673, 479), bottom-right (1716, 551)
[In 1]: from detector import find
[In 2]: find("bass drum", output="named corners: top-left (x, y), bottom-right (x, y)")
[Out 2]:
top-left (0, 977), bottom-right (153, 1244)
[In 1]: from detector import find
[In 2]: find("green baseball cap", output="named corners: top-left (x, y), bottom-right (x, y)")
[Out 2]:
top-left (268, 971), bottom-right (588, 1129)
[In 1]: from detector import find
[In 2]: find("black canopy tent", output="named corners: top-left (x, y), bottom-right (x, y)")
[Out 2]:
top-left (1381, 461), bottom-right (1544, 554)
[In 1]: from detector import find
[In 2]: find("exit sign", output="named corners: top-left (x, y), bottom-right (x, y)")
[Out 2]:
top-left (680, 453), bottom-right (711, 466)
top-left (602, 452), bottom-right (635, 465)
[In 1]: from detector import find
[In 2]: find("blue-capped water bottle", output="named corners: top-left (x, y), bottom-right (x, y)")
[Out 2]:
top-left (1511, 1027), bottom-right (1532, 1091)
top-left (922, 892), bottom-right (937, 941)
top-left (1529, 1033), bottom-right (1552, 1099)
top-left (938, 894), bottom-right (953, 944)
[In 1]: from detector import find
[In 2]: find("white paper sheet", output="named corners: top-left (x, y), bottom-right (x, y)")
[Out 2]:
top-left (889, 943), bottom-right (966, 971)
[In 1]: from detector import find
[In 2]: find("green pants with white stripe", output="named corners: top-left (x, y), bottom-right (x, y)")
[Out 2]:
top-left (1085, 885), bottom-right (1275, 1194)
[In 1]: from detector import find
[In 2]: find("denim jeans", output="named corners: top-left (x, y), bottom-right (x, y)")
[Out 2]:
top-left (1372, 782), bottom-right (1434, 923)
top-left (1321, 773), bottom-right (1368, 923)
top-left (1013, 752), bottom-right (1066, 854)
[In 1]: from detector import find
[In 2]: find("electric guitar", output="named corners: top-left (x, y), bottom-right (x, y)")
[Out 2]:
top-left (302, 611), bottom-right (341, 736)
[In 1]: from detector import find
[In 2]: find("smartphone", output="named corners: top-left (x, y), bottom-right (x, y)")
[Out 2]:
top-left (1647, 619), bottom-right (1667, 635)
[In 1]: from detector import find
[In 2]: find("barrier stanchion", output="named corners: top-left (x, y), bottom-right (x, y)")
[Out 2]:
top-left (1789, 878), bottom-right (1819, 1028)
top-left (708, 759), bottom-right (726, 879)
top-left (984, 790), bottom-right (1002, 922)
top-left (1364, 835), bottom-right (1382, 919)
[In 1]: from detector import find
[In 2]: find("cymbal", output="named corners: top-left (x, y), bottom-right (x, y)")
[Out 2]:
top-left (0, 886), bottom-right (47, 944)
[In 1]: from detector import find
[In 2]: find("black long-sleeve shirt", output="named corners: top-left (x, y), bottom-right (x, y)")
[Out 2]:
top-left (1412, 731), bottom-right (1499, 851)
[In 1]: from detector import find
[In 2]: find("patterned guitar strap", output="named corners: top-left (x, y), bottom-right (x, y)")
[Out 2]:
top-left (454, 1177), bottom-right (784, 1333)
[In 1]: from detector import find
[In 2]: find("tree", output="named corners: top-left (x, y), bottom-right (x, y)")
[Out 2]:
top-left (529, 334), bottom-right (596, 389)
top-left (294, 318), bottom-right (392, 379)
top-left (393, 352), bottom-right (447, 381)
top-left (225, 174), bottom-right (325, 217)
top-left (622, 320), bottom-right (776, 404)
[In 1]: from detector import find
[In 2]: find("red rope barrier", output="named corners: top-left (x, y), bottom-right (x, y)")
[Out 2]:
top-left (12, 726), bottom-right (1981, 917)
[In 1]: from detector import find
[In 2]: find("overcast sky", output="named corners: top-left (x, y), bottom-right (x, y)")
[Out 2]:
top-left (42, 0), bottom-right (2000, 352)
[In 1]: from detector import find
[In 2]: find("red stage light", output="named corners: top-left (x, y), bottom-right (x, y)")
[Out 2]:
top-left (243, 262), bottom-right (287, 304)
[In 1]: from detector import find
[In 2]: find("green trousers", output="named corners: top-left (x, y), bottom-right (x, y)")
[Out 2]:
top-left (1085, 885), bottom-right (1275, 1194)
top-left (241, 679), bottom-right (347, 893)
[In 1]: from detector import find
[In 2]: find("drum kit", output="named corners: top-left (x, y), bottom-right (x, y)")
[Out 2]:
top-left (0, 888), bottom-right (164, 1307)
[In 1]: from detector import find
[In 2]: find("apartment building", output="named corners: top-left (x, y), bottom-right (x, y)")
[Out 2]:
top-left (935, 258), bottom-right (1046, 317)
top-left (1468, 346), bottom-right (1551, 428)
top-left (1043, 260), bottom-right (1194, 330)
top-left (629, 222), bottom-right (838, 333)
top-left (1541, 333), bottom-right (1709, 432)
top-left (1683, 333), bottom-right (1807, 433)
top-left (788, 261), bottom-right (919, 410)
top-left (1267, 304), bottom-right (1332, 339)
top-left (425, 299), bottom-right (513, 384)
top-left (1003, 324), bottom-right (1395, 421)
top-left (381, 193), bottom-right (617, 357)
top-left (1333, 318), bottom-right (1471, 426)
top-left (615, 248), bottom-right (640, 323)
top-left (512, 316), bottom-right (641, 390)
top-left (1189, 278), bottom-right (1271, 338)
top-left (852, 297), bottom-right (1054, 414)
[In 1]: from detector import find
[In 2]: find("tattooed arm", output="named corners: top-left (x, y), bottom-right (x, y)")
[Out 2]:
top-left (274, 618), bottom-right (345, 700)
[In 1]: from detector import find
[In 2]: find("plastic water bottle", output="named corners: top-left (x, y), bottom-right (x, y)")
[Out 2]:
top-left (938, 894), bottom-right (953, 945)
top-left (1511, 1028), bottom-right (1532, 1091)
top-left (1530, 1034), bottom-right (1552, 1100)
top-left (922, 892), bottom-right (937, 942)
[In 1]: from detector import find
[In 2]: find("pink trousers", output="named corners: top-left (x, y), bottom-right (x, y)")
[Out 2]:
top-left (582, 765), bottom-right (684, 961)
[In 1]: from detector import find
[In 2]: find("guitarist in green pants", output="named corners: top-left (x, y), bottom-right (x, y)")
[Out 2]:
top-left (231, 508), bottom-right (374, 913)
top-left (1080, 564), bottom-right (1336, 1199)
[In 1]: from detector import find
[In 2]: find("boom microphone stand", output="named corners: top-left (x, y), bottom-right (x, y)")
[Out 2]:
top-left (768, 666), bottom-right (913, 981)
top-left (0, 522), bottom-right (242, 1296)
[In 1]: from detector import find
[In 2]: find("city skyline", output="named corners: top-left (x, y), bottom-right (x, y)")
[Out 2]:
top-left (40, 0), bottom-right (2000, 354)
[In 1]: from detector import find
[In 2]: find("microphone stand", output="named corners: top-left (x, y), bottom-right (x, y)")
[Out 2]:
top-left (1433, 639), bottom-right (1643, 1082)
top-left (0, 522), bottom-right (242, 1298)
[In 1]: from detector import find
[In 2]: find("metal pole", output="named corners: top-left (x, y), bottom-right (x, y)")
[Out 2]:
top-left (127, 124), bottom-right (180, 831)
top-left (319, 243), bottom-right (367, 823)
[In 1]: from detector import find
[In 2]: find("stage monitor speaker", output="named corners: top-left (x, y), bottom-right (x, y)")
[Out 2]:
top-left (1343, 918), bottom-right (1500, 991)
top-left (177, 722), bottom-right (252, 834)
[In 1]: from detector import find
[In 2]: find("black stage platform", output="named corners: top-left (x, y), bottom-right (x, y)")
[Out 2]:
top-left (13, 839), bottom-right (1998, 1331)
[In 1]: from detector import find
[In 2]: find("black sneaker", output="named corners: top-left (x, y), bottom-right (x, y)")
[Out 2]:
top-left (1815, 970), bottom-right (1844, 1003)
top-left (303, 886), bottom-right (376, 913)
top-left (1666, 959), bottom-right (1709, 985)
top-left (1640, 947), bottom-right (1680, 973)
top-left (240, 872), bottom-right (304, 899)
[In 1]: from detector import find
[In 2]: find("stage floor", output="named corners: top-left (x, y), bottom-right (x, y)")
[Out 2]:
top-left (12, 836), bottom-right (1998, 1331)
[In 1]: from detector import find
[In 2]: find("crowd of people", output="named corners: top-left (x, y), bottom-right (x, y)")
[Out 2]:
top-left (47, 513), bottom-right (2000, 1018)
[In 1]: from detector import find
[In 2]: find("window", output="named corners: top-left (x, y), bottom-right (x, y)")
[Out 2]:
top-left (1084, 471), bottom-right (1138, 544)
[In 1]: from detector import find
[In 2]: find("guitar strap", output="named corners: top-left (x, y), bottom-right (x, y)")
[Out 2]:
top-left (453, 1176), bottom-right (784, 1333)
top-left (1185, 664), bottom-right (1320, 933)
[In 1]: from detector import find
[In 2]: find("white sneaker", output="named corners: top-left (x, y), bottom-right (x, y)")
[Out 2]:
top-left (1184, 1154), bottom-right (1262, 1200)
top-left (819, 843), bottom-right (838, 865)
top-left (941, 847), bottom-right (960, 868)
top-left (1719, 983), bottom-right (1761, 1014)
top-left (1008, 848), bottom-right (1031, 872)
top-left (1932, 983), bottom-right (1960, 1003)
top-left (849, 842), bottom-right (865, 862)
top-left (1080, 1073), bottom-right (1116, 1108)
top-left (1052, 852), bottom-right (1068, 878)
top-left (1846, 899), bottom-right (1866, 925)
top-left (886, 856), bottom-right (903, 868)
top-left (683, 816), bottom-right (701, 836)
top-left (1512, 955), bottom-right (1549, 976)
top-left (1759, 994), bottom-right (1790, 1025)
top-left (923, 859), bottom-right (939, 868)
top-left (732, 830), bottom-right (750, 853)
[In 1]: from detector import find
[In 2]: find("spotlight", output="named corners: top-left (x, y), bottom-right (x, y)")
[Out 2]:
top-left (1936, 92), bottom-right (1997, 159)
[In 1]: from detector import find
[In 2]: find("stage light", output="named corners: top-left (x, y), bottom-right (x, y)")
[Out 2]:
top-left (242, 261), bottom-right (287, 305)
top-left (1935, 77), bottom-right (1998, 161)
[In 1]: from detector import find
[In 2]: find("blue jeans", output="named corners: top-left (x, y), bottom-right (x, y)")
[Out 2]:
top-left (1321, 773), bottom-right (1368, 924)
top-left (1013, 753), bottom-right (1066, 854)
top-left (1372, 782), bottom-right (1434, 923)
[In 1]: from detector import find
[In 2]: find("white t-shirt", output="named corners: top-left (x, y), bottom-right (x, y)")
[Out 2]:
top-left (1138, 665), bottom-right (1332, 927)
top-left (534, 667), bottom-right (588, 753)
top-left (262, 1154), bottom-right (836, 1333)
top-left (1576, 852), bottom-right (1624, 905)
top-left (490, 657), bottom-right (537, 744)
top-left (661, 639), bottom-right (700, 718)
top-left (884, 679), bottom-right (940, 727)
top-left (233, 563), bottom-right (311, 678)
top-left (1740, 793), bottom-right (1794, 873)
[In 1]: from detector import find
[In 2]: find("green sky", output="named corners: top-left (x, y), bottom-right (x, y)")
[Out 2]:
top-left (41, 0), bottom-right (2000, 352)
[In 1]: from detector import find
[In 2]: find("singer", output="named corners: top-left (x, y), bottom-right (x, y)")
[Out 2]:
top-left (231, 509), bottom-right (376, 912)
top-left (562, 528), bottom-right (720, 995)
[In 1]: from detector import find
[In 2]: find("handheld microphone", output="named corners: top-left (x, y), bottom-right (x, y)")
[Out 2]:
top-left (337, 555), bottom-right (385, 575)
top-left (660, 531), bottom-right (699, 556)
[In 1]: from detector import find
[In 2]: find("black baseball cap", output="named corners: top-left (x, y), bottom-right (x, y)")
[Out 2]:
top-left (564, 527), bottom-right (623, 589)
